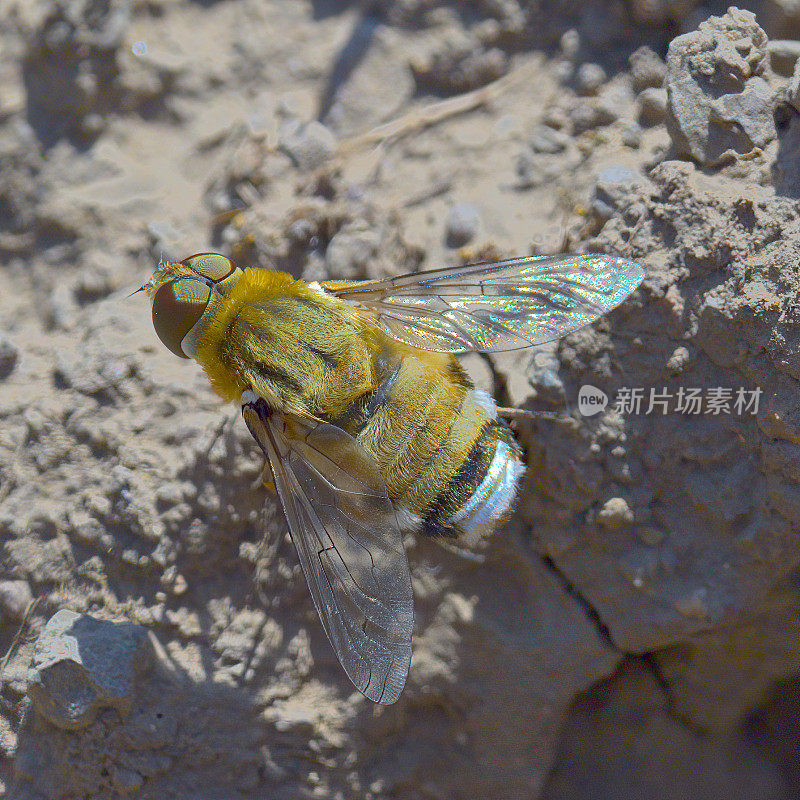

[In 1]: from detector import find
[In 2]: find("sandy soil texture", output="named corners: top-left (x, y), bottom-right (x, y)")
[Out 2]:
top-left (2, 1), bottom-right (800, 798)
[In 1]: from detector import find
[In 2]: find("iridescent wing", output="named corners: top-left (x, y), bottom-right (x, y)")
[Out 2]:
top-left (327, 254), bottom-right (644, 353)
top-left (241, 394), bottom-right (413, 704)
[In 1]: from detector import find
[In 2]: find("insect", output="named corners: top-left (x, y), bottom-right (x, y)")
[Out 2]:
top-left (144, 251), bottom-right (643, 703)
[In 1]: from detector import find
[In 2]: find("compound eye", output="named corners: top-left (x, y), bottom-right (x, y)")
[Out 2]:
top-left (180, 253), bottom-right (236, 282)
top-left (151, 278), bottom-right (211, 358)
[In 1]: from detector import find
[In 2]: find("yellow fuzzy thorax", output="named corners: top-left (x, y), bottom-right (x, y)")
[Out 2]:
top-left (193, 268), bottom-right (384, 411)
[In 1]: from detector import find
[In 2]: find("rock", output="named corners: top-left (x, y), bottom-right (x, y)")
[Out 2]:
top-left (527, 156), bottom-right (800, 659)
top-left (598, 497), bottom-right (634, 529)
top-left (445, 203), bottom-right (481, 248)
top-left (620, 122), bottom-right (643, 148)
top-left (768, 39), bottom-right (800, 77)
top-left (576, 62), bottom-right (607, 96)
top-left (0, 580), bottom-right (33, 620)
top-left (637, 87), bottom-right (668, 126)
top-left (26, 610), bottom-right (153, 729)
top-left (278, 119), bottom-right (337, 172)
top-left (775, 59), bottom-right (800, 196)
top-left (526, 347), bottom-right (566, 405)
top-left (786, 57), bottom-right (800, 111)
top-left (594, 165), bottom-right (642, 214)
top-left (569, 99), bottom-right (617, 133)
top-left (414, 43), bottom-right (508, 93)
top-left (543, 106), bottom-right (570, 130)
top-left (529, 124), bottom-right (569, 154)
top-left (0, 335), bottom-right (19, 378)
top-left (560, 29), bottom-right (581, 59)
top-left (653, 588), bottom-right (800, 733)
top-left (629, 46), bottom-right (667, 92)
top-left (325, 225), bottom-right (381, 279)
top-left (665, 9), bottom-right (776, 166)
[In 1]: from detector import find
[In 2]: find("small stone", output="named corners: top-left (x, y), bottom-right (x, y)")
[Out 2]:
top-left (73, 264), bottom-right (115, 305)
top-left (666, 345), bottom-right (692, 373)
top-left (620, 122), bottom-right (643, 148)
top-left (325, 226), bottom-right (380, 279)
top-left (47, 285), bottom-right (77, 331)
top-left (554, 60), bottom-right (574, 84)
top-left (286, 218), bottom-right (315, 244)
top-left (675, 587), bottom-right (709, 619)
top-left (516, 151), bottom-right (544, 189)
top-left (0, 580), bottom-right (33, 620)
top-left (159, 566), bottom-right (187, 596)
top-left (278, 119), bottom-right (337, 172)
top-left (569, 99), bottom-right (617, 133)
top-left (445, 203), bottom-right (481, 248)
top-left (637, 87), bottom-right (668, 126)
top-left (576, 63), bottom-right (606, 96)
top-left (769, 40), bottom-right (800, 77)
top-left (543, 107), bottom-right (569, 130)
top-left (528, 124), bottom-right (569, 154)
top-left (0, 336), bottom-right (19, 378)
top-left (560, 29), bottom-right (580, 59)
top-left (629, 46), bottom-right (667, 93)
top-left (665, 9), bottom-right (774, 166)
top-left (595, 165), bottom-right (639, 213)
top-left (526, 351), bottom-right (565, 404)
top-left (27, 610), bottom-right (152, 730)
top-left (787, 59), bottom-right (800, 112)
top-left (598, 497), bottom-right (634, 529)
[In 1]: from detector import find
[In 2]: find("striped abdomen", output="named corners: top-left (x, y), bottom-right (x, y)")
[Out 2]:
top-left (329, 345), bottom-right (526, 546)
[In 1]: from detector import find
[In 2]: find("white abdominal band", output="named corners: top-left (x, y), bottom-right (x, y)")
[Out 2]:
top-left (448, 440), bottom-right (525, 546)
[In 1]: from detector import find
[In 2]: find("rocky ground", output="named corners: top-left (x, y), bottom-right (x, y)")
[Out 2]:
top-left (1, 0), bottom-right (800, 798)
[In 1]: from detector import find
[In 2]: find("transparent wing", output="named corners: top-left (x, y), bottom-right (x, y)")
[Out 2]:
top-left (241, 395), bottom-right (413, 704)
top-left (328, 254), bottom-right (644, 352)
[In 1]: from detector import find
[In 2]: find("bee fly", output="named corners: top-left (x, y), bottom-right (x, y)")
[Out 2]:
top-left (143, 251), bottom-right (643, 703)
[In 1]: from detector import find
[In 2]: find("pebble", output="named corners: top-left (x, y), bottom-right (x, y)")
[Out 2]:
top-left (666, 345), bottom-right (692, 373)
top-left (560, 29), bottom-right (580, 59)
top-left (47, 285), bottom-right (77, 331)
top-left (595, 164), bottom-right (638, 212)
top-left (569, 99), bottom-right (617, 134)
top-left (542, 107), bottom-right (569, 130)
top-left (576, 62), bottom-right (606, 96)
top-left (628, 46), bottom-right (666, 93)
top-left (26, 610), bottom-right (153, 729)
top-left (598, 497), bottom-right (634, 529)
top-left (528, 124), bottom-right (569, 154)
top-left (445, 203), bottom-right (481, 248)
top-left (665, 8), bottom-right (774, 166)
top-left (554, 60), bottom-right (574, 85)
top-left (620, 122), bottom-right (643, 148)
top-left (325, 227), bottom-right (380, 278)
top-left (637, 87), bottom-right (667, 126)
top-left (278, 119), bottom-right (337, 172)
top-left (0, 580), bottom-right (33, 619)
top-left (0, 335), bottom-right (19, 378)
top-left (286, 218), bottom-right (316, 245)
top-left (768, 39), bottom-right (800, 77)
